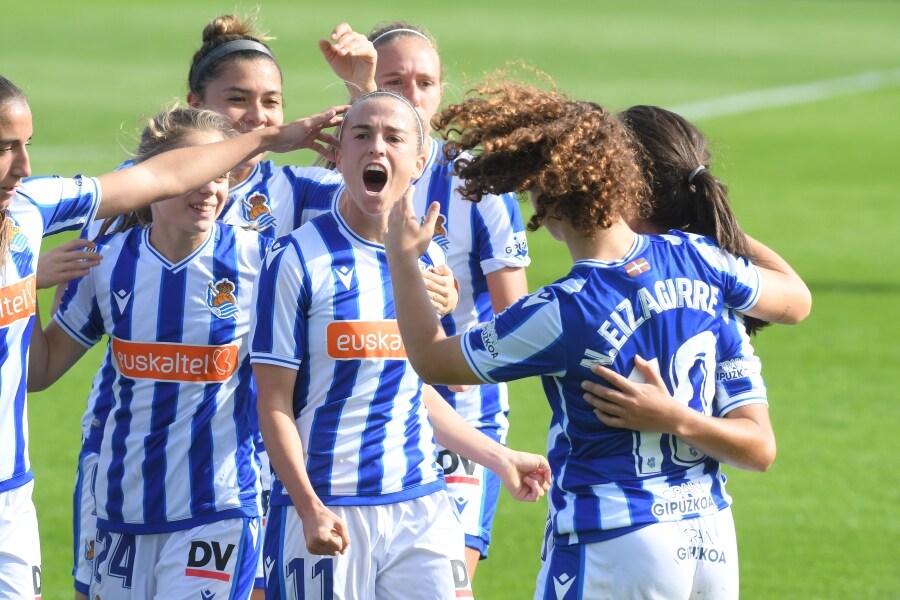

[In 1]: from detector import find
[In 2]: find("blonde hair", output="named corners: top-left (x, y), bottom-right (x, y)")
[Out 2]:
top-left (97, 104), bottom-right (236, 237)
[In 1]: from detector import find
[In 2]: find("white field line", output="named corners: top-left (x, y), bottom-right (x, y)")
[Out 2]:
top-left (668, 68), bottom-right (900, 120)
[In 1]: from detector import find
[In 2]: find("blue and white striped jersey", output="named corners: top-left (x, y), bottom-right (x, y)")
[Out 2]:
top-left (461, 231), bottom-right (766, 545)
top-left (54, 223), bottom-right (269, 534)
top-left (220, 161), bottom-right (342, 241)
top-left (251, 205), bottom-right (448, 507)
top-left (412, 140), bottom-right (531, 438)
top-left (0, 175), bottom-right (100, 492)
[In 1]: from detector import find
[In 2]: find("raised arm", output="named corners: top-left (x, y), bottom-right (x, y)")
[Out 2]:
top-left (318, 22), bottom-right (378, 102)
top-left (582, 357), bottom-right (776, 472)
top-left (95, 107), bottom-right (345, 219)
top-left (253, 363), bottom-right (349, 556)
top-left (422, 386), bottom-right (550, 502)
top-left (385, 193), bottom-right (480, 385)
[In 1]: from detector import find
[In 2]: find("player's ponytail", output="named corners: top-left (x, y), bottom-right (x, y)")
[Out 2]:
top-left (620, 105), bottom-right (768, 335)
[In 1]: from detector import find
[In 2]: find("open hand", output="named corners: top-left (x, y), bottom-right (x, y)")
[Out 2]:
top-left (36, 239), bottom-right (101, 289)
top-left (271, 106), bottom-right (348, 161)
top-left (582, 356), bottom-right (681, 432)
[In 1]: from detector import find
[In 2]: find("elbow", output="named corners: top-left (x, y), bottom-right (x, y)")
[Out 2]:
top-left (745, 438), bottom-right (777, 472)
top-left (411, 361), bottom-right (442, 385)
top-left (783, 287), bottom-right (813, 324)
top-left (27, 378), bottom-right (50, 393)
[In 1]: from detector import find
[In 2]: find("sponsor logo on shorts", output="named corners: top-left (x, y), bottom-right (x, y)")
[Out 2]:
top-left (0, 274), bottom-right (36, 328)
top-left (32, 564), bottom-right (42, 597)
top-left (84, 539), bottom-right (94, 561)
top-left (112, 337), bottom-right (238, 382)
top-left (652, 482), bottom-right (717, 517)
top-left (326, 320), bottom-right (406, 360)
top-left (185, 540), bottom-right (235, 582)
top-left (554, 573), bottom-right (576, 599)
top-left (676, 545), bottom-right (728, 563)
top-left (451, 559), bottom-right (472, 597)
top-left (437, 450), bottom-right (480, 486)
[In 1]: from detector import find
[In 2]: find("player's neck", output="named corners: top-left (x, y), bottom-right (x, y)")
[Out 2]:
top-left (566, 218), bottom-right (637, 262)
top-left (148, 224), bottom-right (211, 264)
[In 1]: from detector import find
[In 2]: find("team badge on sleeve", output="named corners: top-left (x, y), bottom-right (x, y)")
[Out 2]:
top-left (624, 258), bottom-right (652, 277)
top-left (239, 193), bottom-right (277, 232)
top-left (207, 278), bottom-right (239, 319)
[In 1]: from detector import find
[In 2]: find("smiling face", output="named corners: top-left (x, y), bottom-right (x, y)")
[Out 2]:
top-left (335, 94), bottom-right (426, 234)
top-left (188, 57), bottom-right (283, 179)
top-left (374, 36), bottom-right (443, 136)
top-left (150, 130), bottom-right (230, 239)
top-left (0, 99), bottom-right (33, 210)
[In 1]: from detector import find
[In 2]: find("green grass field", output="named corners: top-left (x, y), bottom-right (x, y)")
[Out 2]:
top-left (4, 0), bottom-right (899, 597)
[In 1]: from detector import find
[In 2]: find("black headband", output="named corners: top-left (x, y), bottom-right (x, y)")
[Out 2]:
top-left (190, 39), bottom-right (275, 89)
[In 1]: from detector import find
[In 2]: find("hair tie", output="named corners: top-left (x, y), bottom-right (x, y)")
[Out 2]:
top-left (191, 40), bottom-right (275, 89)
top-left (687, 165), bottom-right (707, 185)
top-left (370, 28), bottom-right (433, 48)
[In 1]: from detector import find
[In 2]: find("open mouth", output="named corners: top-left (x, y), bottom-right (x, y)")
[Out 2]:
top-left (363, 165), bottom-right (387, 194)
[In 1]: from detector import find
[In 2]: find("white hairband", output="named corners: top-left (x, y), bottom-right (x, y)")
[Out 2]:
top-left (688, 165), bottom-right (707, 184)
top-left (370, 28), bottom-right (433, 47)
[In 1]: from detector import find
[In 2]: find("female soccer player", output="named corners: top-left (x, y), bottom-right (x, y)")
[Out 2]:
top-left (251, 89), bottom-right (549, 600)
top-left (325, 21), bottom-right (532, 577)
top-left (383, 81), bottom-right (793, 599)
top-left (27, 106), bottom-right (283, 599)
top-left (0, 71), bottom-right (340, 599)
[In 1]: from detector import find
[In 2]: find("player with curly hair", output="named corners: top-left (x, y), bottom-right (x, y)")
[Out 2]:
top-left (384, 80), bottom-right (798, 598)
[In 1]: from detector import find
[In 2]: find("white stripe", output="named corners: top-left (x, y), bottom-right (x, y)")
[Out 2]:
top-left (669, 68), bottom-right (900, 120)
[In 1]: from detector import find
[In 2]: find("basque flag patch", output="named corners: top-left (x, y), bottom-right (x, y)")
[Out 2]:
top-left (624, 258), bottom-right (651, 277)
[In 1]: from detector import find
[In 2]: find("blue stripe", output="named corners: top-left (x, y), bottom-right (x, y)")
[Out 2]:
top-left (142, 261), bottom-right (188, 522)
top-left (306, 217), bottom-right (357, 498)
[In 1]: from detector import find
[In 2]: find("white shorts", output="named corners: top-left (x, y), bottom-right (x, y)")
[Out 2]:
top-left (73, 449), bottom-right (99, 595)
top-left (91, 516), bottom-right (260, 600)
top-left (0, 480), bottom-right (42, 599)
top-left (436, 438), bottom-right (502, 559)
top-left (535, 508), bottom-right (739, 600)
top-left (264, 490), bottom-right (471, 599)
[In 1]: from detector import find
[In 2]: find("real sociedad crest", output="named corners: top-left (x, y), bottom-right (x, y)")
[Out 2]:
top-left (206, 278), bottom-right (239, 319)
top-left (239, 192), bottom-right (277, 232)
top-left (429, 213), bottom-right (450, 251)
top-left (9, 225), bottom-right (29, 253)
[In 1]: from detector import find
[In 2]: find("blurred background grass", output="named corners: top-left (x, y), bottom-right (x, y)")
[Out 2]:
top-left (3, 0), bottom-right (899, 597)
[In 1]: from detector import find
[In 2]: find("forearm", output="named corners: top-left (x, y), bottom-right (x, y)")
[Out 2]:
top-left (258, 407), bottom-right (326, 517)
top-left (96, 128), bottom-right (276, 219)
top-left (423, 386), bottom-right (507, 471)
top-left (668, 404), bottom-right (775, 472)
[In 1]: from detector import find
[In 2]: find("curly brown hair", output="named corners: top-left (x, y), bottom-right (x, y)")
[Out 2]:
top-left (435, 81), bottom-right (646, 235)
